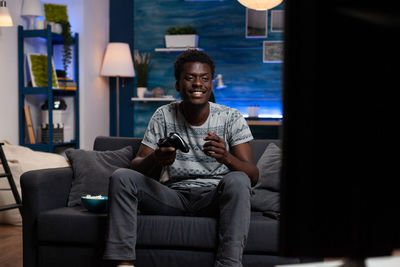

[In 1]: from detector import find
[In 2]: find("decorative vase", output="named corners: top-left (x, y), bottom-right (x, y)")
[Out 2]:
top-left (137, 87), bottom-right (147, 98)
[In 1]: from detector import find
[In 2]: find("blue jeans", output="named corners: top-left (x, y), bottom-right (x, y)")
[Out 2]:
top-left (103, 169), bottom-right (251, 267)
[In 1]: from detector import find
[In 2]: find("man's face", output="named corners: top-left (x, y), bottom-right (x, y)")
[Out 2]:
top-left (176, 62), bottom-right (213, 106)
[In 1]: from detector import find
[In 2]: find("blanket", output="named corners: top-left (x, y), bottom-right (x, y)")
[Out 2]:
top-left (0, 140), bottom-right (69, 225)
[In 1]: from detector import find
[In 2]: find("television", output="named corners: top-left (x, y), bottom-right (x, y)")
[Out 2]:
top-left (279, 0), bottom-right (400, 263)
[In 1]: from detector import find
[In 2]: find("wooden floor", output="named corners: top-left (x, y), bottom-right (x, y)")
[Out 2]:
top-left (0, 224), bottom-right (22, 267)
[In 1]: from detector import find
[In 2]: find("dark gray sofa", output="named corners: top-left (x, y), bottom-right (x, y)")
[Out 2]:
top-left (21, 136), bottom-right (300, 267)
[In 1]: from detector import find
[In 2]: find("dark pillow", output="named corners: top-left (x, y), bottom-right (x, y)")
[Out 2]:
top-left (66, 146), bottom-right (133, 206)
top-left (251, 143), bottom-right (281, 212)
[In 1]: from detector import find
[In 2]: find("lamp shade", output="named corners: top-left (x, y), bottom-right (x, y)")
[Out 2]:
top-left (100, 43), bottom-right (136, 77)
top-left (0, 1), bottom-right (13, 27)
top-left (238, 0), bottom-right (283, 10)
top-left (21, 0), bottom-right (43, 16)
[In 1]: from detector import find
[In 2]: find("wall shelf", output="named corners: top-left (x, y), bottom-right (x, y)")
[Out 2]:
top-left (154, 47), bottom-right (203, 52)
top-left (131, 97), bottom-right (176, 102)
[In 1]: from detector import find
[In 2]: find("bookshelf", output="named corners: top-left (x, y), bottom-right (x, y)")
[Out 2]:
top-left (18, 25), bottom-right (80, 153)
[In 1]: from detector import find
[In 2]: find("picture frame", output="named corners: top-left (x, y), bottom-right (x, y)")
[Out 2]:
top-left (263, 41), bottom-right (284, 63)
top-left (27, 53), bottom-right (59, 88)
top-left (270, 10), bottom-right (284, 32)
top-left (245, 8), bottom-right (268, 38)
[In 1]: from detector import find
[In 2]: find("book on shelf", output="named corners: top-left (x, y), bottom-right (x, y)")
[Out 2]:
top-left (24, 105), bottom-right (36, 144)
top-left (57, 77), bottom-right (77, 90)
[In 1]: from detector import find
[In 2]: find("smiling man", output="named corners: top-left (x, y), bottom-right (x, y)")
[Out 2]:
top-left (103, 50), bottom-right (258, 267)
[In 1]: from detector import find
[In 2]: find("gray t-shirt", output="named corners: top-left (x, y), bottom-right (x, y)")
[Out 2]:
top-left (142, 101), bottom-right (253, 189)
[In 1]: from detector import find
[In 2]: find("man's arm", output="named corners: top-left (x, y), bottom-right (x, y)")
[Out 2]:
top-left (202, 132), bottom-right (259, 186)
top-left (131, 144), bottom-right (176, 177)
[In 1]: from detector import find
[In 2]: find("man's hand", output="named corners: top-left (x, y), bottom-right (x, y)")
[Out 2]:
top-left (202, 132), bottom-right (231, 164)
top-left (153, 146), bottom-right (176, 166)
top-left (202, 132), bottom-right (259, 186)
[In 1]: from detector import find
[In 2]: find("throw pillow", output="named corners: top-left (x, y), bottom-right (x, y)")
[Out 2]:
top-left (66, 146), bottom-right (133, 207)
top-left (251, 142), bottom-right (281, 212)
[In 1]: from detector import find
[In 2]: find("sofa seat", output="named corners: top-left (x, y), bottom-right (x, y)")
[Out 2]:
top-left (38, 207), bottom-right (278, 253)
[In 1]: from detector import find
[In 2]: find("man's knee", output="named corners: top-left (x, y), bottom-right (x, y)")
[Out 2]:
top-left (109, 168), bottom-right (145, 193)
top-left (220, 171), bottom-right (251, 194)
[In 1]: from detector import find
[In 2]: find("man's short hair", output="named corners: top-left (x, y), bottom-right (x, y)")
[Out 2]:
top-left (174, 49), bottom-right (215, 81)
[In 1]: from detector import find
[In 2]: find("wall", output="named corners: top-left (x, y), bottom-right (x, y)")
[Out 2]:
top-left (133, 0), bottom-right (283, 137)
top-left (0, 0), bottom-right (109, 150)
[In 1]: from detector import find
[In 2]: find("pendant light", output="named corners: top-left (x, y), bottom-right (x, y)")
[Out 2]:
top-left (0, 0), bottom-right (13, 27)
top-left (237, 0), bottom-right (283, 11)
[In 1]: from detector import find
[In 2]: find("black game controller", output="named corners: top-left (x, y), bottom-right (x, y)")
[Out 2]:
top-left (157, 132), bottom-right (190, 153)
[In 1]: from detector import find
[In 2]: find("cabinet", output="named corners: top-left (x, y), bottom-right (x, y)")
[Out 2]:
top-left (18, 25), bottom-right (79, 153)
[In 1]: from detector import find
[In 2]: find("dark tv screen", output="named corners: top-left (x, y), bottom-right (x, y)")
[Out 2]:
top-left (279, 0), bottom-right (400, 258)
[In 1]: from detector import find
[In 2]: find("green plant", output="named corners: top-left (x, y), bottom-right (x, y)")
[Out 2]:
top-left (44, 3), bottom-right (72, 74)
top-left (166, 25), bottom-right (197, 35)
top-left (134, 50), bottom-right (152, 87)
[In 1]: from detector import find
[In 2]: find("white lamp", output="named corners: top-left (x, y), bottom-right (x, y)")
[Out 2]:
top-left (21, 0), bottom-right (44, 29)
top-left (0, 0), bottom-right (13, 27)
top-left (237, 0), bottom-right (283, 11)
top-left (101, 42), bottom-right (135, 136)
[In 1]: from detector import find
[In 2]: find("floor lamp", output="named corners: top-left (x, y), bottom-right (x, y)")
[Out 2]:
top-left (101, 43), bottom-right (135, 136)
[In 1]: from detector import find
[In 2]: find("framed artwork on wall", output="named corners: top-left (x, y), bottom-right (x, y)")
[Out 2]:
top-left (270, 10), bottom-right (284, 32)
top-left (246, 8), bottom-right (268, 38)
top-left (263, 41), bottom-right (284, 63)
top-left (27, 53), bottom-right (59, 88)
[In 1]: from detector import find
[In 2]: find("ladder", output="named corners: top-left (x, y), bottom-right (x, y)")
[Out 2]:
top-left (0, 143), bottom-right (22, 214)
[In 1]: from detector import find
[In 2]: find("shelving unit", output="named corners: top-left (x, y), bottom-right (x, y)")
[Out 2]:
top-left (18, 25), bottom-right (80, 153)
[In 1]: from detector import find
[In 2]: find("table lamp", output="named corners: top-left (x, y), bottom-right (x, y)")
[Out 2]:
top-left (237, 0), bottom-right (283, 10)
top-left (0, 0), bottom-right (13, 27)
top-left (101, 42), bottom-right (135, 136)
top-left (21, 0), bottom-right (43, 29)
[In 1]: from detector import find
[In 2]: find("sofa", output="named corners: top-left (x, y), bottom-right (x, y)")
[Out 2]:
top-left (21, 136), bottom-right (302, 267)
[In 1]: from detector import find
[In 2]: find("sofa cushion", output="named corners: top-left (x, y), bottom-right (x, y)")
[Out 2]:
top-left (37, 208), bottom-right (278, 253)
top-left (251, 143), bottom-right (281, 212)
top-left (65, 146), bottom-right (133, 206)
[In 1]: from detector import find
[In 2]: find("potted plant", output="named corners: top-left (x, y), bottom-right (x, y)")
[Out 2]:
top-left (44, 3), bottom-right (73, 75)
top-left (134, 50), bottom-right (152, 98)
top-left (165, 25), bottom-right (198, 48)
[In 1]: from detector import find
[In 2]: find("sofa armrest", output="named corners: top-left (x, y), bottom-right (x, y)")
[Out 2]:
top-left (21, 167), bottom-right (73, 267)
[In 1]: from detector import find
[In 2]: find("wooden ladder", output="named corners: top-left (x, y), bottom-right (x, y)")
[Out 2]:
top-left (0, 143), bottom-right (22, 214)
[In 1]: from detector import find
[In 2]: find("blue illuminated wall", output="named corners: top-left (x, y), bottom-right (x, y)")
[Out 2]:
top-left (133, 0), bottom-right (283, 137)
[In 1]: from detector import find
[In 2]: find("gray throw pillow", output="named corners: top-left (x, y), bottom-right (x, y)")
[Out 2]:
top-left (251, 143), bottom-right (281, 212)
top-left (66, 146), bottom-right (133, 206)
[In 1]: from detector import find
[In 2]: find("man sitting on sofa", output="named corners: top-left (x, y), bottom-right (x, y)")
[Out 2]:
top-left (103, 49), bottom-right (259, 267)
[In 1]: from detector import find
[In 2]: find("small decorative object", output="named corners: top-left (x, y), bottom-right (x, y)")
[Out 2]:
top-left (137, 87), bottom-right (147, 98)
top-left (248, 105), bottom-right (259, 118)
top-left (21, 0), bottom-right (44, 29)
top-left (214, 74), bottom-right (227, 89)
top-left (53, 22), bottom-right (62, 34)
top-left (153, 87), bottom-right (165, 98)
top-left (35, 19), bottom-right (44, 29)
top-left (134, 49), bottom-right (152, 96)
top-left (44, 3), bottom-right (72, 74)
top-left (263, 41), bottom-right (283, 63)
top-left (165, 25), bottom-right (198, 48)
top-left (237, 0), bottom-right (283, 11)
top-left (27, 53), bottom-right (59, 88)
top-left (0, 0), bottom-right (13, 27)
